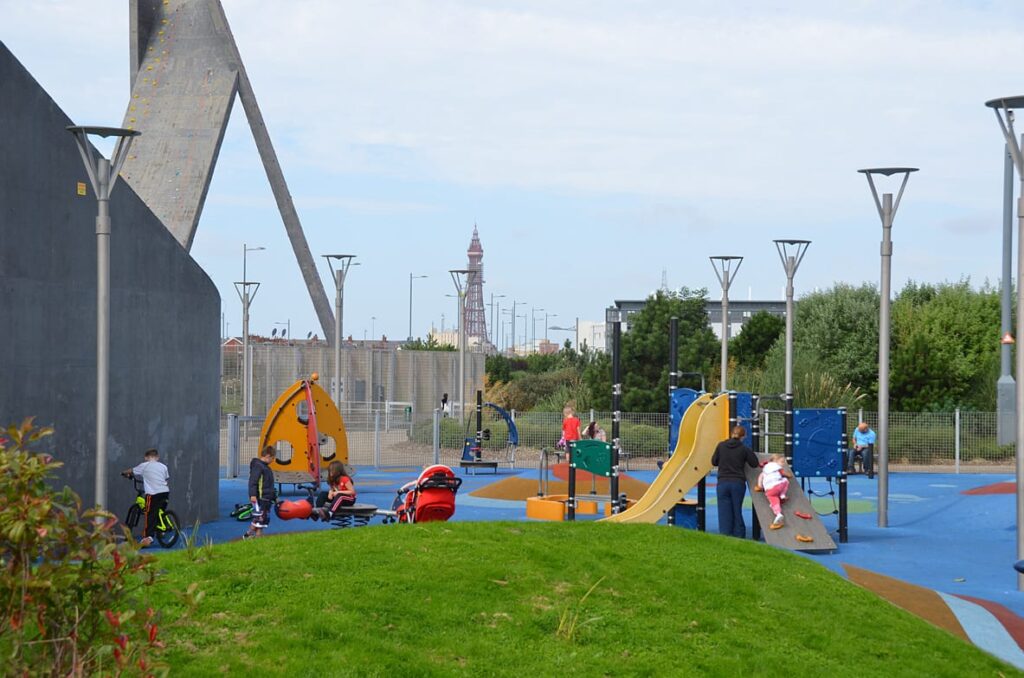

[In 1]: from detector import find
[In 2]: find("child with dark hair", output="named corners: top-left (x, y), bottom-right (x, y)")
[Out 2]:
top-left (244, 446), bottom-right (276, 539)
top-left (312, 461), bottom-right (357, 521)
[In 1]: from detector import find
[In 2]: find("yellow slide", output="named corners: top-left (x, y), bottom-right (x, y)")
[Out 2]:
top-left (602, 393), bottom-right (730, 523)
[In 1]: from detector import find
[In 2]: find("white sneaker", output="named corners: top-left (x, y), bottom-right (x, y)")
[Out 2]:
top-left (772, 513), bottom-right (784, 526)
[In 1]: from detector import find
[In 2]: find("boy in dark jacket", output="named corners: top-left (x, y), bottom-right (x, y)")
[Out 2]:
top-left (244, 446), bottom-right (276, 539)
top-left (711, 425), bottom-right (759, 538)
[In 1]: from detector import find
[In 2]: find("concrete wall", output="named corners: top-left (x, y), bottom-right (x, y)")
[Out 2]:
top-left (0, 42), bottom-right (221, 523)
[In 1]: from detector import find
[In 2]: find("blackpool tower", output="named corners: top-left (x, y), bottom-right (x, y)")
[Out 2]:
top-left (464, 226), bottom-right (488, 347)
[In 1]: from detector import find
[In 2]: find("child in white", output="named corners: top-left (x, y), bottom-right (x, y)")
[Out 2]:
top-left (123, 448), bottom-right (170, 547)
top-left (756, 454), bottom-right (792, 527)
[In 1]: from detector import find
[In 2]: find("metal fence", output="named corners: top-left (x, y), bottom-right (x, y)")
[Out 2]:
top-left (220, 406), bottom-right (1016, 477)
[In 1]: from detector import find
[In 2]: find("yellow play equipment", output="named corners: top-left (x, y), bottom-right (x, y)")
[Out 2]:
top-left (601, 392), bottom-right (729, 523)
top-left (258, 373), bottom-right (348, 489)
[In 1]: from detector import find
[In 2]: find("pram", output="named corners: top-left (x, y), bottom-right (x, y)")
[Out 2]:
top-left (392, 465), bottom-right (463, 523)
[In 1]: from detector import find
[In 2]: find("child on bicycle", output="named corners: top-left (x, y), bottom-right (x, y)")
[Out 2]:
top-left (312, 461), bottom-right (357, 521)
top-left (244, 446), bottom-right (276, 539)
top-left (121, 448), bottom-right (169, 548)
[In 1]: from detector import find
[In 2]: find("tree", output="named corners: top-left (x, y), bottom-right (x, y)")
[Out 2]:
top-left (582, 289), bottom-right (718, 413)
top-left (404, 335), bottom-right (455, 351)
top-left (730, 311), bottom-right (784, 369)
top-left (890, 281), bottom-right (1000, 410)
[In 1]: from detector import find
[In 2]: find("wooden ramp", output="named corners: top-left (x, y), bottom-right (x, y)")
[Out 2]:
top-left (744, 457), bottom-right (836, 553)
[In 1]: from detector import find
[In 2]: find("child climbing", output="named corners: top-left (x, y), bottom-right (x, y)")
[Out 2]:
top-left (755, 454), bottom-right (793, 528)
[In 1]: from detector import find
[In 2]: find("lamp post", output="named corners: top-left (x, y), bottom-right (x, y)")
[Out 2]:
top-left (490, 293), bottom-right (506, 350)
top-left (408, 273), bottom-right (428, 341)
top-left (985, 95), bottom-right (1024, 590)
top-left (531, 307), bottom-right (544, 352)
top-left (273, 320), bottom-right (291, 340)
top-left (545, 312), bottom-right (557, 343)
top-left (858, 167), bottom-right (917, 530)
top-left (999, 145), bottom-right (1017, 447)
top-left (234, 244), bottom-right (265, 417)
top-left (323, 254), bottom-right (356, 406)
top-left (66, 125), bottom-right (140, 511)
top-left (549, 322), bottom-right (579, 350)
top-left (773, 240), bottom-right (810, 469)
top-left (710, 256), bottom-right (743, 391)
top-left (371, 316), bottom-right (376, 341)
top-left (517, 313), bottom-right (528, 351)
top-left (450, 270), bottom-right (470, 419)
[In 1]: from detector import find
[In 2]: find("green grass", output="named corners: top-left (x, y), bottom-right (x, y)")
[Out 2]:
top-left (149, 523), bottom-right (1017, 677)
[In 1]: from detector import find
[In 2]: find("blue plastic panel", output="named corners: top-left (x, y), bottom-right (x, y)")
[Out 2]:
top-left (734, 392), bottom-right (753, 448)
top-left (793, 408), bottom-right (844, 477)
top-left (668, 388), bottom-right (701, 455)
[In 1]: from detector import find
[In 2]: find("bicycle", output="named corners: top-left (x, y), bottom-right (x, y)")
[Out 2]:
top-left (121, 472), bottom-right (181, 548)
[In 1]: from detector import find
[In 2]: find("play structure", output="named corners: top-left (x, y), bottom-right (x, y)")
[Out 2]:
top-left (460, 390), bottom-right (519, 474)
top-left (255, 374), bottom-right (461, 527)
top-left (526, 316), bottom-right (847, 553)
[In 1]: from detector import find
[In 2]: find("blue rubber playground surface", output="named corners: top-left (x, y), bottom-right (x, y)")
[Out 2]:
top-left (188, 466), bottom-right (1024, 665)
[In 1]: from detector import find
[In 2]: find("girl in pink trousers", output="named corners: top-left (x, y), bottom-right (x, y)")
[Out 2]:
top-left (755, 454), bottom-right (793, 528)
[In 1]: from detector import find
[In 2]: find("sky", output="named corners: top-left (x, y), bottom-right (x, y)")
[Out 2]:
top-left (4, 0), bottom-right (1024, 347)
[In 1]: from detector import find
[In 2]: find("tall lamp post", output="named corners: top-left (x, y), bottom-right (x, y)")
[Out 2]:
top-left (66, 125), bottom-right (140, 511)
top-left (273, 320), bottom-right (291, 341)
top-left (985, 96), bottom-right (1024, 590)
top-left (408, 273), bottom-right (428, 341)
top-left (549, 322), bottom-right (578, 350)
top-left (858, 167), bottom-right (917, 529)
top-left (710, 256), bottom-right (743, 391)
top-left (324, 254), bottom-right (356, 406)
top-left (545, 312), bottom-right (557, 343)
top-left (490, 293), bottom-right (506, 350)
top-left (999, 145), bottom-right (1017, 447)
top-left (773, 239), bottom-right (810, 468)
top-left (235, 244), bottom-right (265, 417)
top-left (450, 270), bottom-right (470, 419)
top-left (531, 307), bottom-right (544, 352)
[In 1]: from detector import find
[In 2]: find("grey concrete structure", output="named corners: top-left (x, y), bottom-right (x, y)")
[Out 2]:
top-left (0, 42), bottom-right (221, 522)
top-left (120, 0), bottom-right (336, 342)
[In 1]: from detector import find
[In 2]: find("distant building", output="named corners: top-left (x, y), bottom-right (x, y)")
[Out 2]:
top-left (606, 298), bottom-right (786, 340)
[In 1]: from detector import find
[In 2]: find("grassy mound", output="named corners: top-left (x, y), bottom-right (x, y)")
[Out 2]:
top-left (151, 523), bottom-right (1015, 676)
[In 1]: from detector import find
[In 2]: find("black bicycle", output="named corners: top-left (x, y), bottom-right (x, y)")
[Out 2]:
top-left (121, 473), bottom-right (181, 548)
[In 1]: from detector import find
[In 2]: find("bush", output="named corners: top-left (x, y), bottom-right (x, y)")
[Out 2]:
top-left (0, 419), bottom-right (166, 675)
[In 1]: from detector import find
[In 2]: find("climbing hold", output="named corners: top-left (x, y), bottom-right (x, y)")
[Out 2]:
top-left (769, 522), bottom-right (783, 531)
top-left (795, 511), bottom-right (812, 520)
top-left (795, 534), bottom-right (814, 543)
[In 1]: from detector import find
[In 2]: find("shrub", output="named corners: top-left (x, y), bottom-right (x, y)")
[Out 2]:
top-left (0, 419), bottom-right (165, 675)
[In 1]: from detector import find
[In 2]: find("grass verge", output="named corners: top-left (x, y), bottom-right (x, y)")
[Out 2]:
top-left (149, 522), bottom-right (1017, 676)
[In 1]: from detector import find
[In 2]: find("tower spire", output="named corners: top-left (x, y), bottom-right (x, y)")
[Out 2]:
top-left (464, 225), bottom-right (487, 346)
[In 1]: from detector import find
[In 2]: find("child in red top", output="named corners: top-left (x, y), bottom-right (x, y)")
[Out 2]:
top-left (312, 461), bottom-right (357, 521)
top-left (561, 406), bottom-right (582, 452)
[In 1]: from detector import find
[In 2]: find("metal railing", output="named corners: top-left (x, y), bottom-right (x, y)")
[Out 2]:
top-left (221, 407), bottom-right (1016, 477)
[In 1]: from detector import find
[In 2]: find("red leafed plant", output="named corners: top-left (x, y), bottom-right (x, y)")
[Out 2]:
top-left (0, 419), bottom-right (166, 676)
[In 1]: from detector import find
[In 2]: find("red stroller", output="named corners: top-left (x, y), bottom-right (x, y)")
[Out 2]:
top-left (392, 465), bottom-right (463, 523)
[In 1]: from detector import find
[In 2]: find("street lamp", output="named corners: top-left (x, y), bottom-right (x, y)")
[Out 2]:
top-left (66, 124), bottom-right (140, 511)
top-left (710, 256), bottom-right (743, 391)
top-left (858, 166), bottom-right (917, 530)
top-left (489, 293), bottom-right (506, 350)
top-left (773, 239), bottom-right (810, 468)
top-left (409, 273), bottom-right (428, 341)
top-left (545, 312), bottom-right (557, 342)
top-left (531, 307), bottom-right (545, 352)
top-left (549, 322), bottom-right (579, 350)
top-left (371, 316), bottom-right (377, 341)
top-left (235, 244), bottom-right (265, 417)
top-left (986, 95), bottom-right (1024, 590)
top-left (273, 320), bottom-right (291, 341)
top-left (323, 254), bottom-right (356, 406)
top-left (450, 269), bottom-right (471, 419)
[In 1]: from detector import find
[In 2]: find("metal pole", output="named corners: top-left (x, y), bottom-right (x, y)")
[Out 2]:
top-left (334, 270), bottom-right (342, 405)
top-left (459, 292), bottom-right (466, 420)
top-left (721, 269), bottom-right (729, 391)
top-left (374, 410), bottom-right (382, 468)
top-left (955, 408), bottom-right (961, 474)
top-left (409, 273), bottom-right (414, 341)
top-left (878, 192), bottom-right (893, 528)
top-left (432, 408), bottom-right (441, 465)
top-left (95, 158), bottom-right (111, 510)
top-left (227, 413), bottom-right (239, 478)
top-left (1015, 184), bottom-right (1024, 589)
top-left (838, 406), bottom-right (848, 543)
top-left (611, 320), bottom-right (622, 513)
top-left (784, 258), bottom-right (794, 395)
top-left (999, 145), bottom-right (1017, 445)
top-left (242, 290), bottom-right (250, 416)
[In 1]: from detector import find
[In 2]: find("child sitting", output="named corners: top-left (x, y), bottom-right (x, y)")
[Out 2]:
top-left (755, 454), bottom-right (793, 528)
top-left (312, 461), bottom-right (357, 521)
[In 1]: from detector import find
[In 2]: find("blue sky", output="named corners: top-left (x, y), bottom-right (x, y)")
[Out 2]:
top-left (4, 0), bottom-right (1024, 345)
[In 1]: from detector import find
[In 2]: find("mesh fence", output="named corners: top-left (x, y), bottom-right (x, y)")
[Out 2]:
top-left (219, 394), bottom-right (1016, 475)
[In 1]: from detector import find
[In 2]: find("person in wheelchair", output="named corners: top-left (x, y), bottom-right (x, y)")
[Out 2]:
top-left (847, 422), bottom-right (876, 479)
top-left (311, 461), bottom-right (356, 522)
